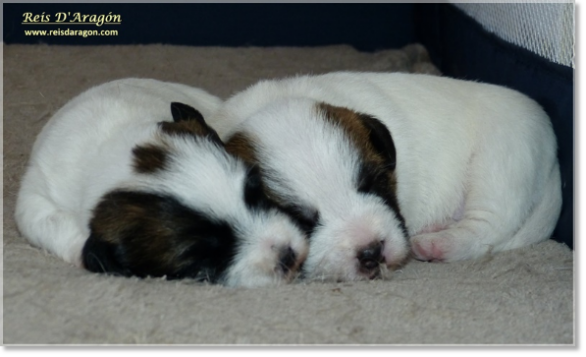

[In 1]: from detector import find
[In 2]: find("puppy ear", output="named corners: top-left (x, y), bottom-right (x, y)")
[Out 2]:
top-left (170, 102), bottom-right (205, 124)
top-left (359, 115), bottom-right (397, 171)
top-left (86, 190), bottom-right (237, 282)
top-left (161, 103), bottom-right (223, 146)
top-left (82, 232), bottom-right (133, 277)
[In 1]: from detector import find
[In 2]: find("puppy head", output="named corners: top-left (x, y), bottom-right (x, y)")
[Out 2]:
top-left (225, 98), bottom-right (410, 282)
top-left (82, 102), bottom-right (308, 287)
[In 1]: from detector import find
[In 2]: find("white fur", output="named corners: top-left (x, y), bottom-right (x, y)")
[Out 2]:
top-left (210, 72), bottom-right (562, 280)
top-left (15, 78), bottom-right (308, 288)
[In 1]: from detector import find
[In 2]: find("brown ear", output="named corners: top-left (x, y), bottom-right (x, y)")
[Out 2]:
top-left (358, 114), bottom-right (396, 171)
top-left (85, 190), bottom-right (238, 281)
top-left (316, 102), bottom-right (396, 170)
top-left (82, 231), bottom-right (133, 277)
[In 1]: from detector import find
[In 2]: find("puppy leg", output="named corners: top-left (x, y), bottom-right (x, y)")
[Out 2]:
top-left (411, 223), bottom-right (493, 262)
top-left (15, 191), bottom-right (88, 266)
top-left (411, 134), bottom-right (556, 262)
top-left (505, 163), bottom-right (561, 251)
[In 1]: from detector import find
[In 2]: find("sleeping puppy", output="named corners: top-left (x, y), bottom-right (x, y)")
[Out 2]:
top-left (210, 72), bottom-right (562, 282)
top-left (14, 78), bottom-right (308, 287)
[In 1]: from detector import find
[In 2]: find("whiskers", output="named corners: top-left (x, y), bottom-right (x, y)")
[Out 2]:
top-left (87, 252), bottom-right (107, 273)
top-left (302, 249), bottom-right (401, 283)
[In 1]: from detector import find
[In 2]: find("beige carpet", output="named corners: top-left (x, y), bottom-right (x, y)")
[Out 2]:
top-left (2, 43), bottom-right (573, 345)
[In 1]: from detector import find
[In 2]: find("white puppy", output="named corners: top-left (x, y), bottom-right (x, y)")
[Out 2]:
top-left (15, 78), bottom-right (308, 287)
top-left (209, 72), bottom-right (562, 282)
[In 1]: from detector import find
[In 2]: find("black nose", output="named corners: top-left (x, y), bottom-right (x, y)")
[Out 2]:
top-left (357, 242), bottom-right (383, 277)
top-left (278, 246), bottom-right (298, 274)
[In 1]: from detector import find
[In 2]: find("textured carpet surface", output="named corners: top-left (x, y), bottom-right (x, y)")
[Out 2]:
top-left (2, 43), bottom-right (573, 345)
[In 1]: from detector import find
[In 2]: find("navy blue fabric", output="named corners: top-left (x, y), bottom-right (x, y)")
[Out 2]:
top-left (414, 4), bottom-right (574, 249)
top-left (3, 3), bottom-right (413, 51)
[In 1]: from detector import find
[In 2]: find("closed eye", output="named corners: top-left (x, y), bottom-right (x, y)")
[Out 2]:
top-left (279, 203), bottom-right (320, 237)
top-left (243, 165), bottom-right (270, 210)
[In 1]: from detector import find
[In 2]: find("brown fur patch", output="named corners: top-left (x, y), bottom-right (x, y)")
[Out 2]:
top-left (225, 132), bottom-right (259, 166)
top-left (159, 120), bottom-right (209, 138)
top-left (132, 144), bottom-right (169, 174)
top-left (316, 103), bottom-right (382, 164)
top-left (316, 102), bottom-right (399, 196)
top-left (226, 132), bottom-right (294, 208)
top-left (90, 192), bottom-right (159, 245)
top-left (87, 190), bottom-right (237, 279)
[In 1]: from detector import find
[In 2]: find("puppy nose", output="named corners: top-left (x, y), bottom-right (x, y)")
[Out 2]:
top-left (357, 242), bottom-right (383, 277)
top-left (278, 246), bottom-right (298, 274)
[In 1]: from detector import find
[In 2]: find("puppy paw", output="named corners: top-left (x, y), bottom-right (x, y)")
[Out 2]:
top-left (411, 232), bottom-right (453, 262)
top-left (411, 223), bottom-right (499, 262)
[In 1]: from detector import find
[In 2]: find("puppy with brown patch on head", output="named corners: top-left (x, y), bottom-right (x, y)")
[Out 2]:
top-left (15, 78), bottom-right (308, 287)
top-left (210, 72), bottom-right (562, 282)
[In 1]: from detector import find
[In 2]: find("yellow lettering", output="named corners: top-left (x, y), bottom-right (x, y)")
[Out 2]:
top-left (22, 12), bottom-right (34, 22)
top-left (55, 12), bottom-right (67, 23)
top-left (95, 14), bottom-right (105, 27)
